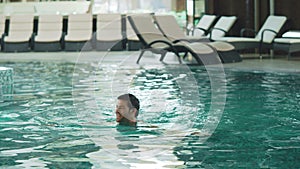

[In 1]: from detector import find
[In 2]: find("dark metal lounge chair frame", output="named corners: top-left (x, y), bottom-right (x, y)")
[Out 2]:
top-left (128, 15), bottom-right (220, 65)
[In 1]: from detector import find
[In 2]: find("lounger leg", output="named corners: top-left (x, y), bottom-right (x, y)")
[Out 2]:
top-left (159, 51), bottom-right (167, 62)
top-left (172, 49), bottom-right (182, 64)
top-left (136, 50), bottom-right (145, 64)
top-left (176, 53), bottom-right (182, 64)
top-left (259, 44), bottom-right (263, 59)
top-left (287, 52), bottom-right (291, 60)
top-left (270, 49), bottom-right (274, 59)
top-left (182, 52), bottom-right (188, 59)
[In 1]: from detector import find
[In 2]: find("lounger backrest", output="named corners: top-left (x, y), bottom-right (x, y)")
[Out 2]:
top-left (194, 14), bottom-right (217, 36)
top-left (154, 15), bottom-right (185, 40)
top-left (96, 13), bottom-right (122, 41)
top-left (0, 14), bottom-right (5, 36)
top-left (128, 14), bottom-right (170, 48)
top-left (38, 15), bottom-right (63, 36)
top-left (6, 14), bottom-right (34, 41)
top-left (126, 13), bottom-right (151, 41)
top-left (256, 15), bottom-right (287, 43)
top-left (66, 13), bottom-right (92, 41)
top-left (209, 16), bottom-right (237, 40)
top-left (36, 14), bottom-right (62, 41)
top-left (282, 31), bottom-right (300, 38)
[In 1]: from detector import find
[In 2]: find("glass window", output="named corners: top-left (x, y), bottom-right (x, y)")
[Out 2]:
top-left (92, 0), bottom-right (172, 14)
top-left (186, 0), bottom-right (205, 25)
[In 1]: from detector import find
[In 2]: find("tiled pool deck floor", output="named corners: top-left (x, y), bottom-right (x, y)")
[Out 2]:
top-left (0, 51), bottom-right (299, 72)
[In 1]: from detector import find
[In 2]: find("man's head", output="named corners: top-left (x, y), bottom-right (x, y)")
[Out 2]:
top-left (115, 94), bottom-right (140, 125)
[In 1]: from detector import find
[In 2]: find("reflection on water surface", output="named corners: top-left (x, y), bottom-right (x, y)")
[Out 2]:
top-left (0, 62), bottom-right (299, 168)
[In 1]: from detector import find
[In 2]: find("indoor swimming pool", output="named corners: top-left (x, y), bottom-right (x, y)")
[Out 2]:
top-left (0, 59), bottom-right (299, 168)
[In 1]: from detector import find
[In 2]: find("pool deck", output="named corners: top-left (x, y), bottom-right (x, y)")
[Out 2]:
top-left (0, 51), bottom-right (299, 72)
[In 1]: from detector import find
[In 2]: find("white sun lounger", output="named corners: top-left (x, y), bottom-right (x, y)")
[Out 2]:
top-left (2, 14), bottom-right (34, 52)
top-left (0, 14), bottom-right (6, 51)
top-left (208, 16), bottom-right (237, 41)
top-left (128, 14), bottom-right (224, 65)
top-left (125, 13), bottom-right (152, 51)
top-left (96, 13), bottom-right (123, 51)
top-left (190, 14), bottom-right (217, 36)
top-left (218, 15), bottom-right (287, 56)
top-left (33, 14), bottom-right (63, 51)
top-left (154, 14), bottom-right (242, 63)
top-left (273, 31), bottom-right (300, 59)
top-left (64, 13), bottom-right (93, 51)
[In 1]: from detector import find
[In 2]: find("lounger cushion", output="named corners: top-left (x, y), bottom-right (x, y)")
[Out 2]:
top-left (35, 15), bottom-right (62, 42)
top-left (96, 14), bottom-right (122, 41)
top-left (185, 42), bottom-right (215, 54)
top-left (155, 15), bottom-right (209, 42)
top-left (35, 32), bottom-right (62, 42)
top-left (281, 31), bottom-right (300, 38)
top-left (216, 15), bottom-right (287, 53)
top-left (65, 14), bottom-right (92, 42)
top-left (0, 15), bottom-right (5, 36)
top-left (218, 37), bottom-right (260, 43)
top-left (4, 33), bottom-right (32, 42)
top-left (274, 38), bottom-right (300, 44)
top-left (193, 15), bottom-right (217, 36)
top-left (208, 41), bottom-right (235, 51)
top-left (4, 14), bottom-right (34, 43)
top-left (65, 30), bottom-right (92, 41)
top-left (209, 16), bottom-right (237, 40)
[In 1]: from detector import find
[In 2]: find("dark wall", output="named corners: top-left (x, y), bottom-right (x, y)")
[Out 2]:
top-left (205, 0), bottom-right (299, 36)
top-left (275, 0), bottom-right (300, 30)
top-left (205, 0), bottom-right (256, 36)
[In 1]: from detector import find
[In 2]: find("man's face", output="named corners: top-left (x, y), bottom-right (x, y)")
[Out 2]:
top-left (115, 99), bottom-right (136, 123)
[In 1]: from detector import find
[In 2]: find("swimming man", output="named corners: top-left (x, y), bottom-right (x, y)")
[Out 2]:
top-left (115, 93), bottom-right (140, 126)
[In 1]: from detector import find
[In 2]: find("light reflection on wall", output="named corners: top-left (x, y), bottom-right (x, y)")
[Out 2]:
top-left (93, 0), bottom-right (172, 13)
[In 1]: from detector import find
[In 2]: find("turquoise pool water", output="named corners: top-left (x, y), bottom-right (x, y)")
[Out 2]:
top-left (0, 61), bottom-right (299, 168)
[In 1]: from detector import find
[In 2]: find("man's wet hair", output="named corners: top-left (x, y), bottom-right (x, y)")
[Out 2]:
top-left (117, 93), bottom-right (140, 111)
